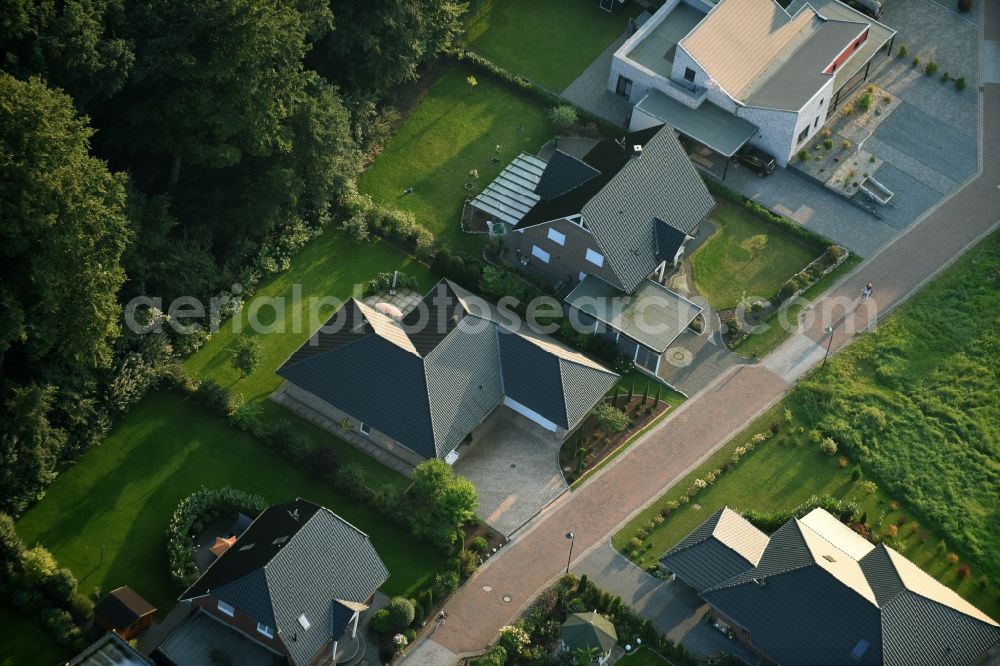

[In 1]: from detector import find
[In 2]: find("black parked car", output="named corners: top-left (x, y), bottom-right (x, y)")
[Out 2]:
top-left (733, 146), bottom-right (776, 176)
top-left (842, 0), bottom-right (882, 19)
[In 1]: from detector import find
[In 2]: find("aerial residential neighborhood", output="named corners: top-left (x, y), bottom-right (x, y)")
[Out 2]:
top-left (0, 0), bottom-right (997, 665)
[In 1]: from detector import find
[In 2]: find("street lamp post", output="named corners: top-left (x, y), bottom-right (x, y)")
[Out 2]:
top-left (822, 325), bottom-right (835, 367)
top-left (565, 531), bottom-right (575, 575)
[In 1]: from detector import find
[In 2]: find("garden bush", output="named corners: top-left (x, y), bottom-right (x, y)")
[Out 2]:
top-left (457, 548), bottom-right (478, 577)
top-left (740, 495), bottom-right (862, 533)
top-left (858, 92), bottom-right (873, 112)
top-left (469, 536), bottom-right (488, 553)
top-left (897, 45), bottom-right (908, 57)
top-left (366, 270), bottom-right (419, 296)
top-left (821, 437), bottom-right (838, 456)
top-left (386, 597), bottom-right (415, 629)
top-left (371, 609), bottom-right (393, 634)
top-left (594, 403), bottom-right (629, 434)
top-left (433, 570), bottom-right (460, 598)
top-left (957, 0), bottom-right (971, 11)
top-left (955, 77), bottom-right (967, 91)
top-left (474, 645), bottom-right (507, 666)
top-left (925, 61), bottom-right (938, 76)
top-left (334, 462), bottom-right (369, 500)
top-left (549, 105), bottom-right (578, 132)
top-left (166, 486), bottom-right (268, 587)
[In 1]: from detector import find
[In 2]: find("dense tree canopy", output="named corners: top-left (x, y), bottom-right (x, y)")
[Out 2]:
top-left (312, 0), bottom-right (466, 95)
top-left (0, 73), bottom-right (129, 374)
top-left (0, 0), bottom-right (468, 517)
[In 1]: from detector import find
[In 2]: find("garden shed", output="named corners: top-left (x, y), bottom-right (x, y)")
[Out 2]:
top-left (93, 586), bottom-right (157, 640)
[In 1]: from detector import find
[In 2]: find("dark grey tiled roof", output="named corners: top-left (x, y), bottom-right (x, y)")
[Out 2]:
top-left (673, 509), bottom-right (999, 666)
top-left (704, 564), bottom-right (884, 665)
top-left (654, 218), bottom-right (689, 263)
top-left (278, 280), bottom-right (618, 457)
top-left (534, 150), bottom-right (600, 201)
top-left (581, 125), bottom-right (714, 292)
top-left (181, 499), bottom-right (389, 666)
top-left (156, 608), bottom-right (281, 666)
top-left (559, 359), bottom-right (619, 429)
top-left (659, 508), bottom-right (764, 593)
top-left (497, 329), bottom-right (567, 427)
top-left (279, 331), bottom-right (436, 458)
top-left (425, 316), bottom-right (504, 457)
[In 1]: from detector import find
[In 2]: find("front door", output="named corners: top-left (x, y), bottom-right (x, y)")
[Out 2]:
top-left (615, 75), bottom-right (633, 100)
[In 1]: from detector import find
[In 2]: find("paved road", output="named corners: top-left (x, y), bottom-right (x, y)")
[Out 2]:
top-left (410, 4), bottom-right (1000, 660)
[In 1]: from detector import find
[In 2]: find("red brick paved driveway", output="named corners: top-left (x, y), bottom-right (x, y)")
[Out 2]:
top-left (421, 4), bottom-right (1000, 657)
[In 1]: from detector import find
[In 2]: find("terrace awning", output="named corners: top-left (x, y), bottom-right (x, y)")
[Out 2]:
top-left (566, 276), bottom-right (702, 353)
top-left (469, 153), bottom-right (546, 226)
top-left (635, 90), bottom-right (758, 157)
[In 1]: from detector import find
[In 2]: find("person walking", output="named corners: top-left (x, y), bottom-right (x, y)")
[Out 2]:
top-left (862, 282), bottom-right (873, 300)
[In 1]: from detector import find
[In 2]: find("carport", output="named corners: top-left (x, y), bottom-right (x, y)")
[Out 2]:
top-left (453, 406), bottom-right (569, 537)
top-left (630, 90), bottom-right (758, 179)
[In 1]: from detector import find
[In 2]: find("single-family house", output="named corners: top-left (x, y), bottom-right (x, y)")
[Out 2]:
top-left (276, 280), bottom-right (619, 467)
top-left (611, 0), bottom-right (896, 167)
top-left (661, 507), bottom-right (1000, 665)
top-left (493, 124), bottom-right (712, 376)
top-left (158, 498), bottom-right (389, 666)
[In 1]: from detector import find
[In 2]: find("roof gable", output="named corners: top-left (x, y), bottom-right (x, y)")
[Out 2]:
top-left (535, 150), bottom-right (600, 201)
top-left (660, 508), bottom-right (767, 592)
top-left (654, 219), bottom-right (690, 263)
top-left (580, 125), bottom-right (714, 292)
top-left (497, 329), bottom-right (568, 428)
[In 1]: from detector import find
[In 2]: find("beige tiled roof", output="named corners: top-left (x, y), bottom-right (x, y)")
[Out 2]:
top-left (354, 300), bottom-right (419, 356)
top-left (800, 507), bottom-right (875, 560)
top-left (680, 0), bottom-right (818, 99)
top-left (796, 518), bottom-right (878, 605)
top-left (884, 546), bottom-right (998, 627)
top-left (714, 507), bottom-right (770, 566)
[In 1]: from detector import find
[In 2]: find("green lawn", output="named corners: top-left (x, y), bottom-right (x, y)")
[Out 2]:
top-left (614, 231), bottom-right (1000, 622)
top-left (617, 647), bottom-right (671, 665)
top-left (791, 230), bottom-right (1000, 577)
top-left (733, 253), bottom-right (861, 359)
top-left (465, 0), bottom-right (640, 91)
top-left (613, 404), bottom-right (1000, 621)
top-left (691, 202), bottom-right (821, 310)
top-left (14, 393), bottom-right (441, 615)
top-left (358, 65), bottom-right (551, 256)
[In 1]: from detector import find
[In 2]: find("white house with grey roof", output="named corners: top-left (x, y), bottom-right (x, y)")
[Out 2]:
top-left (611, 0), bottom-right (896, 167)
top-left (275, 280), bottom-right (619, 467)
top-left (161, 498), bottom-right (389, 666)
top-left (661, 507), bottom-right (1000, 665)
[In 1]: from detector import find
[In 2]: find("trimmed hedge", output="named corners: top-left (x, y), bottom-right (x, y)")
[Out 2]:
top-left (738, 494), bottom-right (863, 533)
top-left (166, 486), bottom-right (269, 588)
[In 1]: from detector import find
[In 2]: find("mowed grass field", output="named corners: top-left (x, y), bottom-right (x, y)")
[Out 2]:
top-left (358, 65), bottom-right (551, 256)
top-left (4, 231), bottom-right (444, 663)
top-left (691, 202), bottom-right (821, 310)
top-left (465, 0), bottom-right (640, 91)
top-left (615, 231), bottom-right (1000, 621)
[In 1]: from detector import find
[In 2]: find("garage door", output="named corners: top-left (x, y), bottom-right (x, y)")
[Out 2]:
top-left (503, 397), bottom-right (559, 432)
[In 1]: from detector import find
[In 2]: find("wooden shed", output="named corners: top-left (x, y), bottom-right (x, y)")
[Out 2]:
top-left (93, 586), bottom-right (156, 640)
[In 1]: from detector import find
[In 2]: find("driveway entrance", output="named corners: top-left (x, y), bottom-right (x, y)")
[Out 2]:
top-left (453, 406), bottom-right (568, 537)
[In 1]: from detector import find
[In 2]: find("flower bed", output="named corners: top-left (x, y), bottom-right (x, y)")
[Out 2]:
top-left (560, 393), bottom-right (670, 486)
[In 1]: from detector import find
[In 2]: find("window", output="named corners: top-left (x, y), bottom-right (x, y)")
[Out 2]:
top-left (531, 245), bottom-right (551, 263)
top-left (819, 98), bottom-right (824, 106)
top-left (547, 228), bottom-right (566, 245)
top-left (850, 638), bottom-right (870, 661)
top-left (217, 600), bottom-right (235, 617)
top-left (359, 422), bottom-right (371, 436)
top-left (257, 623), bottom-right (274, 638)
top-left (585, 248), bottom-right (604, 267)
top-left (814, 116), bottom-right (819, 128)
top-left (683, 67), bottom-right (696, 83)
top-left (797, 126), bottom-right (810, 143)
top-left (615, 75), bottom-right (633, 99)
top-left (298, 614), bottom-right (311, 631)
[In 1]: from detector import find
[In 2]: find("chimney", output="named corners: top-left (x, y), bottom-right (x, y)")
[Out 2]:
top-left (632, 144), bottom-right (643, 157)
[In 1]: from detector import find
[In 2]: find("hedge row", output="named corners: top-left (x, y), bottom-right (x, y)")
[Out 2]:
top-left (448, 48), bottom-right (624, 137)
top-left (738, 494), bottom-right (864, 534)
top-left (166, 486), bottom-right (269, 588)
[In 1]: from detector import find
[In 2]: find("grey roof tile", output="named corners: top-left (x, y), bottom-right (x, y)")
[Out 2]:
top-left (535, 150), bottom-right (600, 201)
top-left (181, 499), bottom-right (389, 666)
top-left (497, 329), bottom-right (567, 428)
top-left (660, 508), bottom-right (766, 592)
top-left (581, 126), bottom-right (715, 291)
top-left (559, 359), bottom-right (619, 430)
